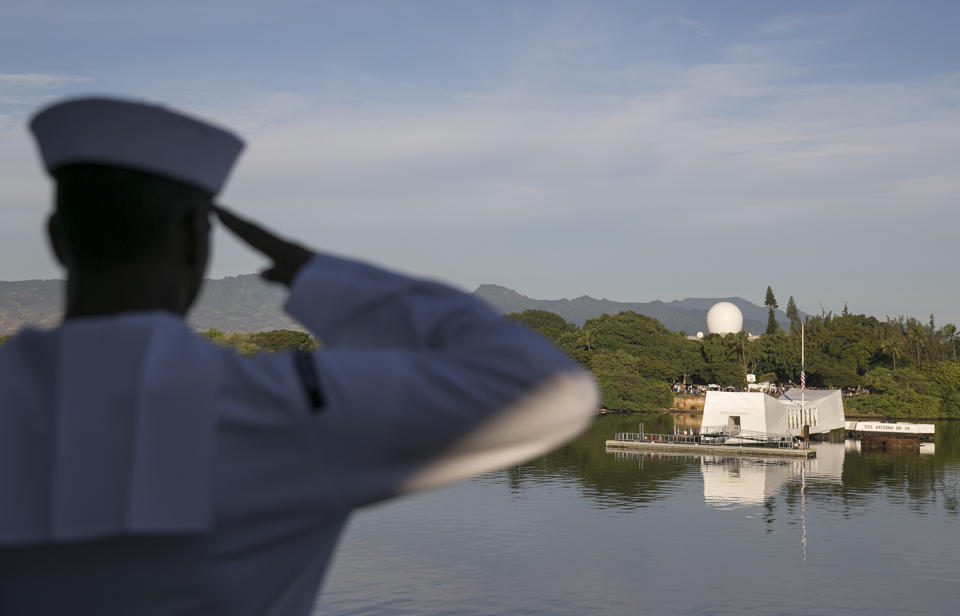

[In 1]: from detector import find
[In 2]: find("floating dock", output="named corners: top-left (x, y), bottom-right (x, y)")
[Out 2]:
top-left (845, 421), bottom-right (935, 437)
top-left (845, 421), bottom-right (935, 453)
top-left (605, 439), bottom-right (817, 458)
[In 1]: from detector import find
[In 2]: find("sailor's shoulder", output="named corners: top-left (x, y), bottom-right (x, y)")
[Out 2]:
top-left (0, 326), bottom-right (62, 373)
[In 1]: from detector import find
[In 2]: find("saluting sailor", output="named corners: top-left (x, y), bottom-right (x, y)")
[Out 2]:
top-left (0, 97), bottom-right (598, 615)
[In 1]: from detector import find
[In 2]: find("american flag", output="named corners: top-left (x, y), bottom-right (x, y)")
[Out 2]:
top-left (800, 365), bottom-right (805, 391)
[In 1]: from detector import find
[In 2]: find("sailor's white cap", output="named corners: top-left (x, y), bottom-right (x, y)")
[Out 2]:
top-left (30, 97), bottom-right (244, 195)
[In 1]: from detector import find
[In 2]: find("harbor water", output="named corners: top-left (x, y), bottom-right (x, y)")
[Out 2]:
top-left (319, 415), bottom-right (960, 615)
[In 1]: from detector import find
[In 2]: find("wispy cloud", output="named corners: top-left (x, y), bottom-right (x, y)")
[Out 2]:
top-left (757, 12), bottom-right (817, 34)
top-left (0, 73), bottom-right (95, 108)
top-left (0, 73), bottom-right (93, 87)
top-left (186, 39), bottom-right (960, 325)
top-left (216, 61), bottom-right (960, 227)
top-left (673, 15), bottom-right (713, 37)
top-left (0, 74), bottom-right (93, 211)
top-left (756, 8), bottom-right (868, 35)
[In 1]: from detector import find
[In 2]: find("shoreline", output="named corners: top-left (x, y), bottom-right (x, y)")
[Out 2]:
top-left (597, 408), bottom-right (960, 423)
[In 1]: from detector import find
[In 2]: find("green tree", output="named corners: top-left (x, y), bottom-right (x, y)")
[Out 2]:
top-left (922, 361), bottom-right (960, 417)
top-left (941, 323), bottom-right (958, 364)
top-left (246, 329), bottom-right (319, 352)
top-left (582, 311), bottom-right (692, 382)
top-left (199, 328), bottom-right (226, 344)
top-left (847, 367), bottom-right (943, 419)
top-left (906, 318), bottom-right (926, 366)
top-left (802, 311), bottom-right (880, 385)
top-left (500, 304), bottom-right (960, 419)
top-left (785, 296), bottom-right (800, 333)
top-left (764, 286), bottom-right (778, 309)
top-left (590, 349), bottom-right (672, 411)
top-left (754, 330), bottom-right (798, 384)
top-left (507, 310), bottom-right (576, 343)
top-left (506, 310), bottom-right (593, 366)
top-left (554, 329), bottom-right (593, 367)
top-left (880, 336), bottom-right (904, 370)
top-left (700, 333), bottom-right (745, 387)
top-left (764, 286), bottom-right (779, 335)
top-left (765, 310), bottom-right (780, 336)
top-left (926, 314), bottom-right (941, 362)
top-left (199, 328), bottom-right (319, 356)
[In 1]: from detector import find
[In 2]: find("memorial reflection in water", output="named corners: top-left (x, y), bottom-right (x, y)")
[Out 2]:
top-left (606, 443), bottom-right (846, 507)
top-left (607, 439), bottom-right (937, 509)
top-left (322, 417), bottom-right (960, 615)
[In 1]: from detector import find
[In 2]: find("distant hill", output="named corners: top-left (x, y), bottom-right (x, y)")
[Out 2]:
top-left (0, 275), bottom-right (301, 335)
top-left (472, 284), bottom-right (794, 334)
top-left (0, 280), bottom-right (64, 334)
top-left (189, 275), bottom-right (301, 332)
top-left (0, 276), bottom-right (793, 336)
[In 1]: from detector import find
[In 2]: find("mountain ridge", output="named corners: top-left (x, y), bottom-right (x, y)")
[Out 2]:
top-left (0, 275), bottom-right (299, 335)
top-left (472, 283), bottom-right (793, 334)
top-left (0, 277), bottom-right (792, 336)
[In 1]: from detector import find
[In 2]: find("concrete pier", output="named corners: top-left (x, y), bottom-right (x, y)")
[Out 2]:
top-left (605, 439), bottom-right (817, 458)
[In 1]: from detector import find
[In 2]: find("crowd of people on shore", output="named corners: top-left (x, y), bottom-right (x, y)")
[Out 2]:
top-left (671, 383), bottom-right (870, 397)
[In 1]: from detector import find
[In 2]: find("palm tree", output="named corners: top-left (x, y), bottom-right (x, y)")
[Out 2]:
top-left (880, 337), bottom-right (904, 370)
top-left (942, 323), bottom-right (959, 364)
top-left (906, 319), bottom-right (925, 366)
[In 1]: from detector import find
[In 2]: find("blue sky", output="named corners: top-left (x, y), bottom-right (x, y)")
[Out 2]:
top-left (2, 1), bottom-right (959, 326)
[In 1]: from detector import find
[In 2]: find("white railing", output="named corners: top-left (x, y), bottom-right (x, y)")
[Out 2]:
top-left (613, 427), bottom-right (795, 448)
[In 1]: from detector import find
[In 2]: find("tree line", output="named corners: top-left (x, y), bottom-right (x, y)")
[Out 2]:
top-left (198, 329), bottom-right (320, 354)
top-left (2, 293), bottom-right (957, 418)
top-left (507, 288), bottom-right (960, 419)
top-left (0, 329), bottom-right (318, 355)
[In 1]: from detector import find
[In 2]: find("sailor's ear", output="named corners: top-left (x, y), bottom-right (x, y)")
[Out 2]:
top-left (46, 212), bottom-right (69, 267)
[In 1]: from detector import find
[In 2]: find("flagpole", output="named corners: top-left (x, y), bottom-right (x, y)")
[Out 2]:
top-left (801, 321), bottom-right (806, 442)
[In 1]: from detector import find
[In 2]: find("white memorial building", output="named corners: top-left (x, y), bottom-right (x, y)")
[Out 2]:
top-left (701, 389), bottom-right (845, 437)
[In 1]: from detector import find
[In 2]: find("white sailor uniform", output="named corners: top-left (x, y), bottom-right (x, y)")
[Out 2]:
top-left (0, 252), bottom-right (598, 614)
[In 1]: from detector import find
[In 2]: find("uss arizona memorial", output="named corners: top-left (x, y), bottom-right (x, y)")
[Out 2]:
top-left (701, 388), bottom-right (845, 437)
top-left (697, 302), bottom-right (845, 438)
top-left (684, 302), bottom-right (932, 443)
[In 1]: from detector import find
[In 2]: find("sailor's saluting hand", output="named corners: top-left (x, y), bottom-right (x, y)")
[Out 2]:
top-left (214, 205), bottom-right (313, 287)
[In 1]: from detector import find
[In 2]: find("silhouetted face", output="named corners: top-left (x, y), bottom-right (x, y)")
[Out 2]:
top-left (49, 163), bottom-right (214, 314)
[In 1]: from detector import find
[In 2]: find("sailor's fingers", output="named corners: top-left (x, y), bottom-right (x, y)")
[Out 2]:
top-left (214, 205), bottom-right (314, 286)
top-left (213, 205), bottom-right (289, 258)
top-left (260, 264), bottom-right (299, 285)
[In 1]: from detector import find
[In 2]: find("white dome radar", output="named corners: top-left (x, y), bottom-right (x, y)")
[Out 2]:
top-left (706, 302), bottom-right (743, 335)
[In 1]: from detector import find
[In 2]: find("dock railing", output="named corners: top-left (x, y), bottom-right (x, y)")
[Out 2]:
top-left (614, 427), bottom-right (795, 449)
top-left (700, 426), bottom-right (794, 448)
top-left (613, 432), bottom-right (700, 445)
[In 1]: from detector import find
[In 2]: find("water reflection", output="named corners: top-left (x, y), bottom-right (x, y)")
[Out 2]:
top-left (603, 443), bottom-right (846, 508)
top-left (592, 416), bottom-right (960, 517)
top-left (702, 457), bottom-right (806, 508)
top-left (323, 416), bottom-right (960, 615)
top-left (845, 439), bottom-right (936, 455)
